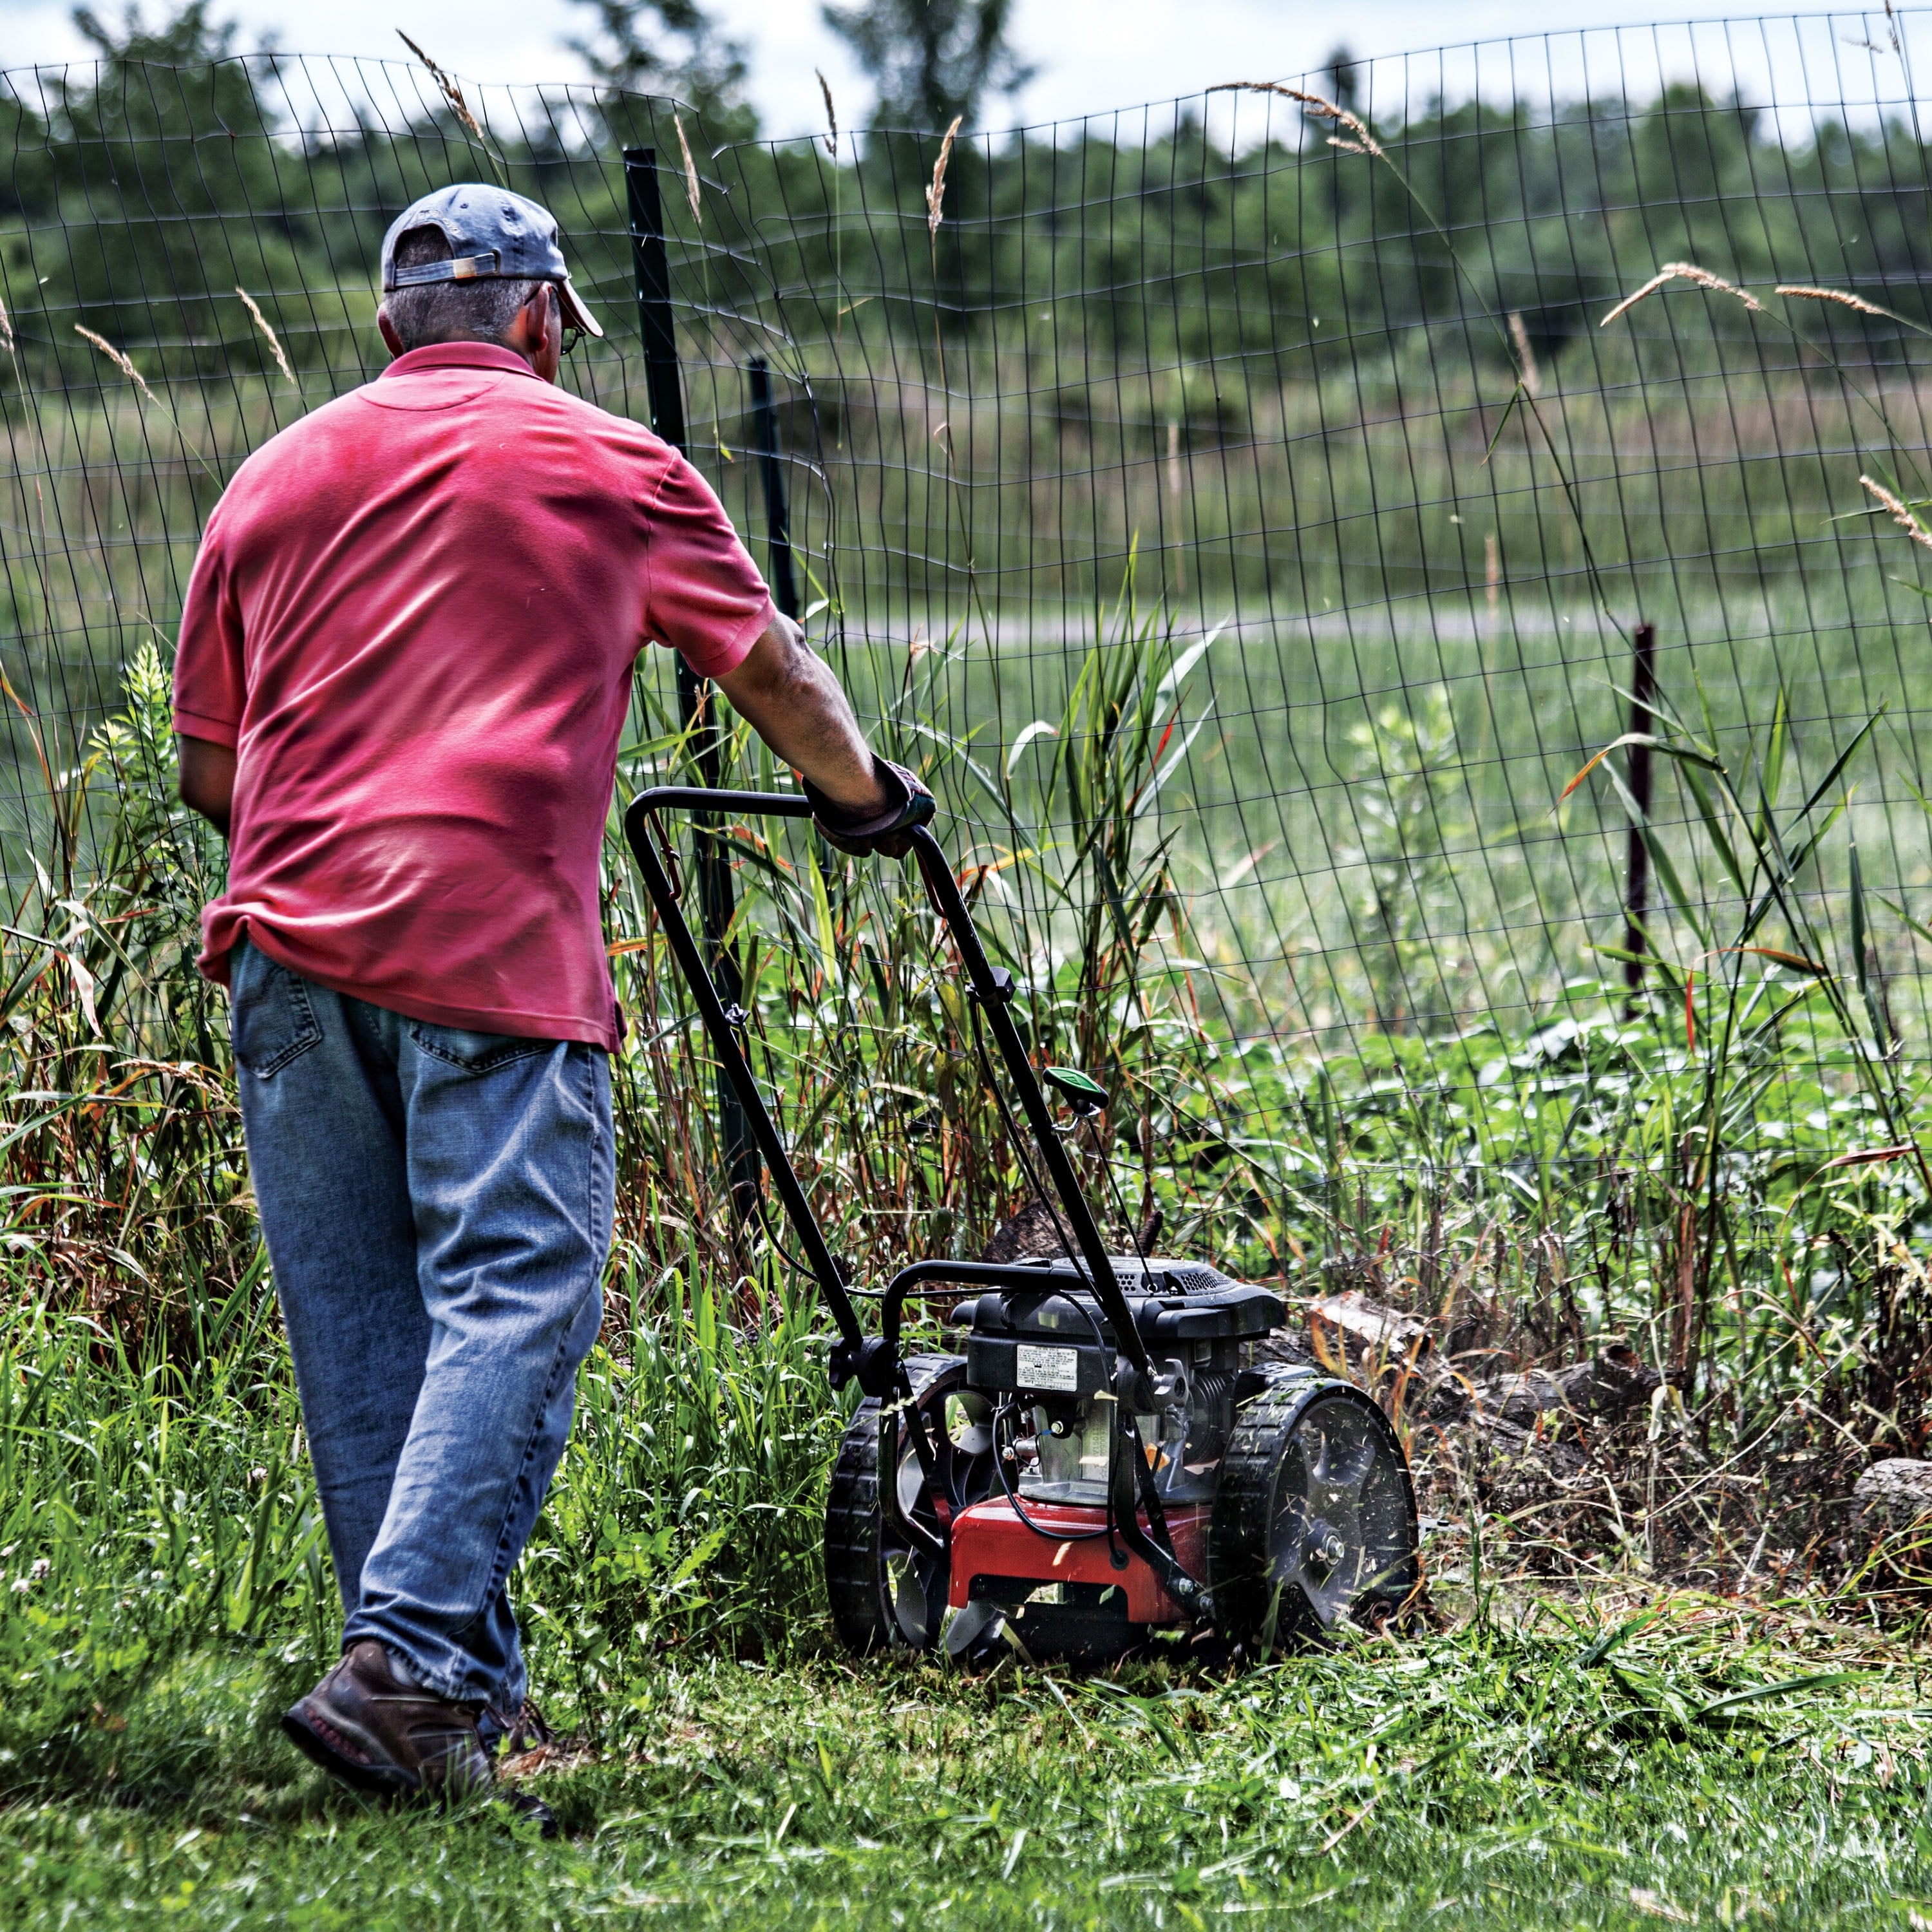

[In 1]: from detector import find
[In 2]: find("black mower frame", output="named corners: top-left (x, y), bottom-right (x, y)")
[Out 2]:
top-left (622, 786), bottom-right (1211, 1617)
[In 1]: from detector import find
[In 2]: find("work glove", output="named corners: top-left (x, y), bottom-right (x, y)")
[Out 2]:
top-left (803, 757), bottom-right (935, 859)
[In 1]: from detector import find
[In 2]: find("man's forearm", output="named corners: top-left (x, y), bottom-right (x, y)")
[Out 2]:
top-left (177, 734), bottom-right (236, 838)
top-left (714, 618), bottom-right (887, 812)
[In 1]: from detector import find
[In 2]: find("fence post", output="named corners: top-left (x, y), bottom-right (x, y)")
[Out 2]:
top-left (624, 146), bottom-right (760, 1218)
top-left (746, 357), bottom-right (800, 622)
top-left (1623, 620), bottom-right (1657, 999)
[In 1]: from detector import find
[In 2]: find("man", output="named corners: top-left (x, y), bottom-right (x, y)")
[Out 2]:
top-left (171, 184), bottom-right (927, 1811)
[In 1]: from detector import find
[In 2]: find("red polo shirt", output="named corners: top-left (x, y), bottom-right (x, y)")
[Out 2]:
top-left (173, 341), bottom-right (774, 1051)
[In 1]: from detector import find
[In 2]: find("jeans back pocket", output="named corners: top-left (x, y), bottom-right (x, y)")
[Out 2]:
top-left (406, 1022), bottom-right (554, 1075)
top-left (230, 942), bottom-right (323, 1078)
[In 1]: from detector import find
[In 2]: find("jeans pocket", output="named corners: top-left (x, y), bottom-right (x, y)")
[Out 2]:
top-left (230, 944), bottom-right (322, 1078)
top-left (406, 1021), bottom-right (554, 1075)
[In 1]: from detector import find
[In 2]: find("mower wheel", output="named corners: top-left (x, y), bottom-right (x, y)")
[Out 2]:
top-left (824, 1354), bottom-right (995, 1656)
top-left (1209, 1379), bottom-right (1419, 1649)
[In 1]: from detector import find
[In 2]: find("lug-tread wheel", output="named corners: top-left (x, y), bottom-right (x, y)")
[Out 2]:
top-left (824, 1354), bottom-right (995, 1656)
top-left (1210, 1379), bottom-right (1419, 1649)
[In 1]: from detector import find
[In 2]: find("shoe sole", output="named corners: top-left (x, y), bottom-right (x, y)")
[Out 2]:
top-left (502, 1787), bottom-right (560, 1839)
top-left (281, 1706), bottom-right (420, 1799)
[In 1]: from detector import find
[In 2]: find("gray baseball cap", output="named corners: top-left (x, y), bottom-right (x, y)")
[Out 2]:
top-left (380, 183), bottom-right (603, 339)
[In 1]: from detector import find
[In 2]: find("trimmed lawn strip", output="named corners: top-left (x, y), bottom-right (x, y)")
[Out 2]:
top-left (5, 1595), bottom-right (1929, 1927)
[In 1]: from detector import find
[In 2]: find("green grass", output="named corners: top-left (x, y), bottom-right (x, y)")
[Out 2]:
top-left (1, 1225), bottom-right (1929, 1929)
top-left (4, 1598), bottom-right (1930, 1927)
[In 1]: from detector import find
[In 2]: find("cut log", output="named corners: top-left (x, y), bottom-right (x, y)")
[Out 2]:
top-left (980, 1197), bottom-right (1066, 1263)
top-left (1457, 1414), bottom-right (1590, 1501)
top-left (1309, 1289), bottom-right (1433, 1362)
top-left (1427, 1343), bottom-right (1661, 1426)
top-left (978, 1195), bottom-right (1164, 1265)
top-left (1853, 1458), bottom-right (1932, 1526)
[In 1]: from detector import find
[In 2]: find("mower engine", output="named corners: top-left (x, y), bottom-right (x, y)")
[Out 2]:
top-left (826, 1255), bottom-right (1421, 1664)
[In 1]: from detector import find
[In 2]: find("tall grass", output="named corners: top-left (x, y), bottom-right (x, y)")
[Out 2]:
top-left (1, 80), bottom-right (1931, 1705)
top-left (14, 329), bottom-right (1932, 1063)
top-left (0, 533), bottom-right (1917, 1835)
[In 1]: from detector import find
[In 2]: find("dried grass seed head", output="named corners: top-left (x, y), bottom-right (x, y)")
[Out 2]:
top-left (397, 32), bottom-right (487, 146)
top-left (926, 116), bottom-right (963, 240)
top-left (1860, 474), bottom-right (1932, 552)
top-left (1507, 310), bottom-right (1542, 397)
top-left (74, 326), bottom-right (156, 405)
top-left (234, 287), bottom-right (295, 386)
top-left (1600, 261), bottom-right (1763, 328)
top-left (1777, 283), bottom-right (1890, 319)
top-left (1209, 80), bottom-right (1385, 158)
top-left (817, 69), bottom-right (838, 160)
top-left (675, 112), bottom-right (702, 228)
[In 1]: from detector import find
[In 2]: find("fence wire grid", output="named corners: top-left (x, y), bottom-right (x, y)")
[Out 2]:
top-left (6, 14), bottom-right (1932, 1157)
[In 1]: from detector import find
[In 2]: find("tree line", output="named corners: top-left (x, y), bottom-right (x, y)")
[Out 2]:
top-left (2, 1), bottom-right (1930, 397)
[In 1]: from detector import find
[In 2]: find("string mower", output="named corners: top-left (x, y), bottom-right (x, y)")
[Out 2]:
top-left (625, 786), bottom-right (1420, 1663)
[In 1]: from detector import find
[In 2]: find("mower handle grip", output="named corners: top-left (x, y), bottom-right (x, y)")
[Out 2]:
top-left (627, 784), bottom-right (815, 823)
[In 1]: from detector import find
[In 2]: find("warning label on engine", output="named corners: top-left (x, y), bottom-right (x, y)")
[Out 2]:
top-left (1016, 1343), bottom-right (1080, 1392)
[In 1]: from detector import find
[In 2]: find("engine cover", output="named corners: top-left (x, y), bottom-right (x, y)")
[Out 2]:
top-left (959, 1255), bottom-right (1284, 1405)
top-left (951, 1255), bottom-right (1296, 1577)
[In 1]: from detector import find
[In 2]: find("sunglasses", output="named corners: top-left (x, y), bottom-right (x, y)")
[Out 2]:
top-left (540, 281), bottom-right (586, 357)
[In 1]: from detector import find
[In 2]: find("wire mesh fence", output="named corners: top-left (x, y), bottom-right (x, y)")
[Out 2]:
top-left (7, 13), bottom-right (1932, 1176)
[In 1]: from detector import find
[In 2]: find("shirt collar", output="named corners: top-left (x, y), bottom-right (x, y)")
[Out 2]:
top-left (380, 341), bottom-right (543, 382)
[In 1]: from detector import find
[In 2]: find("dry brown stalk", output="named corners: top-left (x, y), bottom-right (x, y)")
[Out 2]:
top-left (73, 326), bottom-right (156, 405)
top-left (817, 69), bottom-right (838, 160)
top-left (1860, 474), bottom-right (1932, 551)
top-left (1208, 80), bottom-right (1385, 159)
top-left (1507, 310), bottom-right (1541, 397)
top-left (927, 116), bottom-right (963, 241)
top-left (1600, 261), bottom-right (1763, 327)
top-left (674, 113), bottom-right (702, 229)
top-left (1777, 283), bottom-right (1889, 319)
top-left (0, 295), bottom-right (13, 357)
top-left (396, 31), bottom-right (488, 146)
top-left (234, 287), bottom-right (296, 386)
top-left (73, 323), bottom-right (222, 481)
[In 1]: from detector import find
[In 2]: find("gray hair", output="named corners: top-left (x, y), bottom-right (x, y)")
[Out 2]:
top-left (382, 226), bottom-right (545, 351)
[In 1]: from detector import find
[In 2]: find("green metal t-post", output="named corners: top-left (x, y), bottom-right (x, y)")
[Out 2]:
top-left (624, 145), bottom-right (760, 1219)
top-left (746, 356), bottom-right (800, 623)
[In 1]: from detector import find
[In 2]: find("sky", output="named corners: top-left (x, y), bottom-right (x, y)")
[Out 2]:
top-left (4, 1), bottom-right (1913, 138)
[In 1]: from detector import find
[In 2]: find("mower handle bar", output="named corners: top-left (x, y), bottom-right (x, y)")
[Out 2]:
top-left (621, 785), bottom-right (1155, 1390)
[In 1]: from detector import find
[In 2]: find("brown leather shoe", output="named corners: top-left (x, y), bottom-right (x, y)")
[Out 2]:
top-left (282, 1640), bottom-right (493, 1799)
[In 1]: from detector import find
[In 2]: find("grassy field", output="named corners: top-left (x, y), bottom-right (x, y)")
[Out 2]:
top-left (13, 335), bottom-right (1932, 1057)
top-left (6, 1604), bottom-right (1931, 1929)
top-left (3, 1267), bottom-right (1930, 1931)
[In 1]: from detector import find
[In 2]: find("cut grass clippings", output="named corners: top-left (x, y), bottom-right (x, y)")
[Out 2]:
top-left (2, 1595), bottom-right (1930, 1928)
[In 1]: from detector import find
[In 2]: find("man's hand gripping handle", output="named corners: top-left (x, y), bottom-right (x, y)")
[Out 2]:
top-left (802, 759), bottom-right (935, 859)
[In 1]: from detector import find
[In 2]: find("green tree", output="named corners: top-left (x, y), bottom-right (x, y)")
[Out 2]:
top-left (822, 0), bottom-right (1032, 131)
top-left (563, 0), bottom-right (747, 117)
top-left (31, 1), bottom-right (303, 376)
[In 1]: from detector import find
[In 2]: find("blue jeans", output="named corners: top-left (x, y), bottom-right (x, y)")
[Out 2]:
top-left (230, 937), bottom-right (610, 1713)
